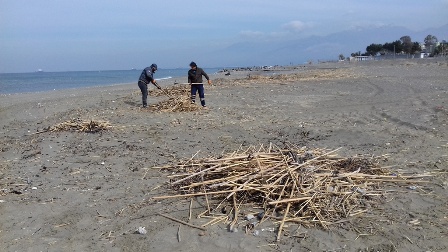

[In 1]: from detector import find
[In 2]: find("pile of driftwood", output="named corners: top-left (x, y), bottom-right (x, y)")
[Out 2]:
top-left (150, 85), bottom-right (200, 112)
top-left (47, 119), bottom-right (111, 133)
top-left (153, 144), bottom-right (431, 240)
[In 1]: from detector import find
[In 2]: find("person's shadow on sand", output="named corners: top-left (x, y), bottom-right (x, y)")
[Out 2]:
top-left (124, 100), bottom-right (140, 107)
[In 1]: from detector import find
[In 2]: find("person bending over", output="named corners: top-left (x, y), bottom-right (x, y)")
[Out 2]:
top-left (138, 63), bottom-right (161, 108)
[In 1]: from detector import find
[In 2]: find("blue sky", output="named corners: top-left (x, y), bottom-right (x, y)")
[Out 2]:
top-left (0, 0), bottom-right (447, 72)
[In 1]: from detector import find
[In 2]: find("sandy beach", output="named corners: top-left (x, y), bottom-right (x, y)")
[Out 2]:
top-left (1, 59), bottom-right (447, 252)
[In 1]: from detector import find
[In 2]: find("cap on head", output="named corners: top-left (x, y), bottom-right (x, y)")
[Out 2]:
top-left (189, 61), bottom-right (197, 67)
top-left (150, 63), bottom-right (158, 71)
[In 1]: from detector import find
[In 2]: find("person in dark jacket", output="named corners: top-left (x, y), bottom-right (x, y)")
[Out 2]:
top-left (138, 63), bottom-right (161, 108)
top-left (188, 61), bottom-right (211, 107)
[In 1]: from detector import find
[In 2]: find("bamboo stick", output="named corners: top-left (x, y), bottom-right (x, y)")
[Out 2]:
top-left (277, 186), bottom-right (294, 241)
top-left (269, 197), bottom-right (314, 205)
top-left (277, 202), bottom-right (291, 241)
top-left (203, 186), bottom-right (211, 214)
top-left (158, 213), bottom-right (206, 231)
top-left (153, 188), bottom-right (253, 200)
top-left (189, 198), bottom-right (193, 220)
top-left (171, 163), bottom-right (221, 185)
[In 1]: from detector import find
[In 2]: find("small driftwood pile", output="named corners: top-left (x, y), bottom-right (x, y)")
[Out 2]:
top-left (48, 119), bottom-right (111, 133)
top-left (150, 85), bottom-right (200, 112)
top-left (153, 144), bottom-right (431, 240)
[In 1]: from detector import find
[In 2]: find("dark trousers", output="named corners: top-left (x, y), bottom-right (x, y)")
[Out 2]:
top-left (191, 84), bottom-right (205, 106)
top-left (138, 81), bottom-right (148, 107)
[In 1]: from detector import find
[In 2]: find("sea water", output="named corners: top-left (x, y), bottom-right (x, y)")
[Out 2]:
top-left (0, 68), bottom-right (221, 94)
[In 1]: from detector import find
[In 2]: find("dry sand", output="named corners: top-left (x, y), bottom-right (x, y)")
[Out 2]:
top-left (1, 59), bottom-right (447, 251)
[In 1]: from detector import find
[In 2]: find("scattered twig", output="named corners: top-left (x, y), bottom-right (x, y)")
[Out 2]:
top-left (158, 213), bottom-right (206, 231)
top-left (46, 119), bottom-right (111, 133)
top-left (189, 198), bottom-right (193, 220)
top-left (404, 235), bottom-right (413, 244)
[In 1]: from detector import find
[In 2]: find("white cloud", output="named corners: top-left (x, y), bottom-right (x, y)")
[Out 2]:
top-left (281, 21), bottom-right (310, 33)
top-left (239, 21), bottom-right (312, 41)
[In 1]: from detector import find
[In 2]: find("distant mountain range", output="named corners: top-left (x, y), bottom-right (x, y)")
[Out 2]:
top-left (211, 23), bottom-right (448, 66)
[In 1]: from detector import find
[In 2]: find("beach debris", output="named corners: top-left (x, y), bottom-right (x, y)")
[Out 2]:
top-left (151, 85), bottom-right (189, 98)
top-left (229, 227), bottom-right (238, 233)
top-left (150, 85), bottom-right (200, 112)
top-left (262, 227), bottom-right (275, 232)
top-left (158, 213), bottom-right (206, 231)
top-left (46, 119), bottom-right (111, 133)
top-left (213, 68), bottom-right (360, 87)
top-left (152, 143), bottom-right (433, 241)
top-left (408, 219), bottom-right (420, 225)
top-left (11, 190), bottom-right (22, 195)
top-left (147, 69), bottom-right (358, 113)
top-left (136, 226), bottom-right (147, 235)
top-left (150, 97), bottom-right (199, 112)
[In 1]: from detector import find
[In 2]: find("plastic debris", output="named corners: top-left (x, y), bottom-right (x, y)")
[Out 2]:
top-left (261, 227), bottom-right (275, 232)
top-left (356, 188), bottom-right (366, 195)
top-left (136, 227), bottom-right (147, 234)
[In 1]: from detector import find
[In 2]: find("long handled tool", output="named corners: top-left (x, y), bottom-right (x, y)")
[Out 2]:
top-left (153, 81), bottom-right (173, 99)
top-left (174, 82), bottom-right (205, 85)
top-left (160, 88), bottom-right (173, 99)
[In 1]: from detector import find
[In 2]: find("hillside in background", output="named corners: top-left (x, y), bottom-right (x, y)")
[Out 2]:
top-left (210, 23), bottom-right (448, 66)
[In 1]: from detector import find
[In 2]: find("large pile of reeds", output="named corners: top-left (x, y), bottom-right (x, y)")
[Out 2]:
top-left (151, 85), bottom-right (190, 97)
top-left (150, 85), bottom-right (200, 112)
top-left (153, 144), bottom-right (431, 239)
